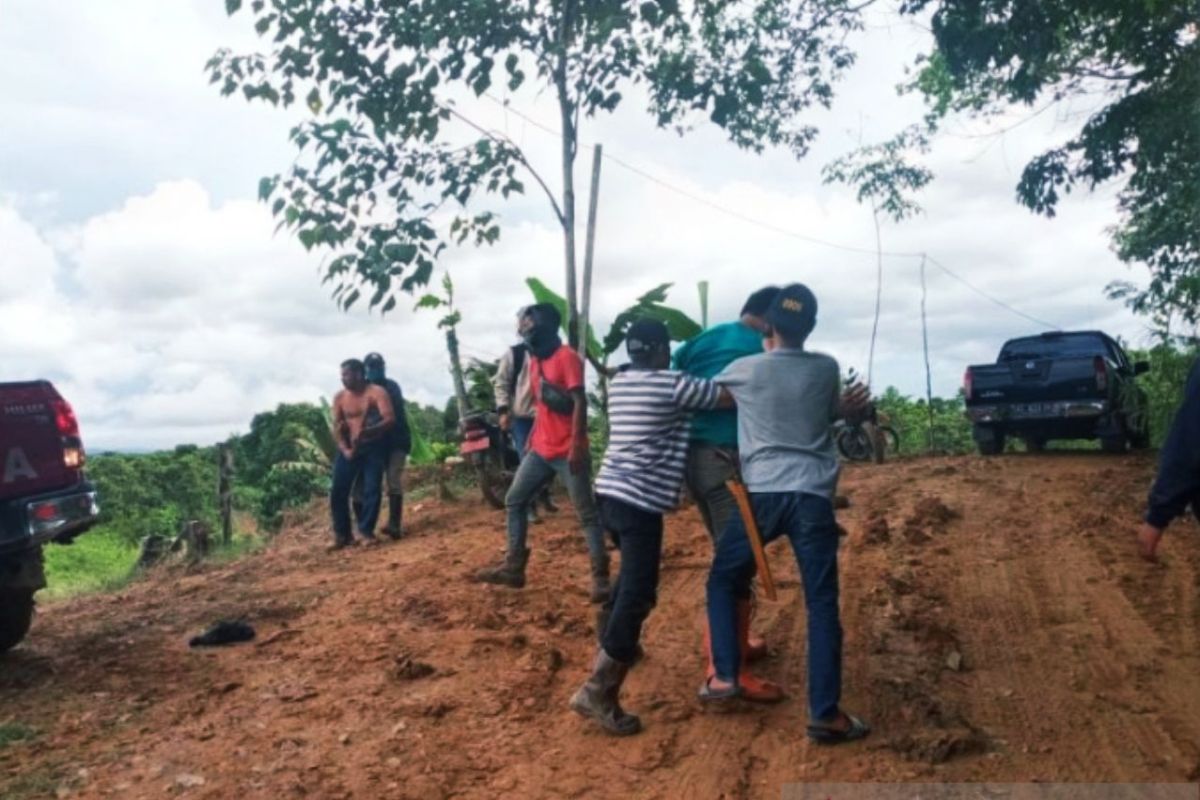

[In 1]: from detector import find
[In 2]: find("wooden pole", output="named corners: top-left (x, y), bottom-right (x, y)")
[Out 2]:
top-left (920, 255), bottom-right (935, 453)
top-left (218, 443), bottom-right (233, 545)
top-left (578, 143), bottom-right (602, 361)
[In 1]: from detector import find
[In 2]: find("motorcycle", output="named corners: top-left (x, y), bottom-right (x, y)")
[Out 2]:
top-left (458, 410), bottom-right (522, 509)
top-left (835, 409), bottom-right (900, 462)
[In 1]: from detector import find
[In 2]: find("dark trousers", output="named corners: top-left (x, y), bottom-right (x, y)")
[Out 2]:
top-left (706, 491), bottom-right (842, 722)
top-left (598, 496), bottom-right (664, 664)
top-left (330, 446), bottom-right (386, 543)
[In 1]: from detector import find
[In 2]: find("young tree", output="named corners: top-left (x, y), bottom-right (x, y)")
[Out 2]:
top-left (209, 0), bottom-right (868, 345)
top-left (822, 126), bottom-right (932, 388)
top-left (902, 0), bottom-right (1199, 329)
top-left (416, 273), bottom-right (471, 420)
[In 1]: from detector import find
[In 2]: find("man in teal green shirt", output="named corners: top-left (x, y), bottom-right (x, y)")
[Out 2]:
top-left (672, 287), bottom-right (779, 542)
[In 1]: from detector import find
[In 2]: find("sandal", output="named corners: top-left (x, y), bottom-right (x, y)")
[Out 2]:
top-left (697, 677), bottom-right (742, 704)
top-left (807, 713), bottom-right (870, 745)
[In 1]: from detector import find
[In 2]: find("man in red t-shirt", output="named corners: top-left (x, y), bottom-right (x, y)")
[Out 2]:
top-left (476, 303), bottom-right (610, 602)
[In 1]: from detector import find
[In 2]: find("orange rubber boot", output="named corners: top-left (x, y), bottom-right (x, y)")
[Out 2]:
top-left (702, 606), bottom-right (785, 703)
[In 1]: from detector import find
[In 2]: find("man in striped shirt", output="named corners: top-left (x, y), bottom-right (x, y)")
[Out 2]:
top-left (570, 319), bottom-right (732, 736)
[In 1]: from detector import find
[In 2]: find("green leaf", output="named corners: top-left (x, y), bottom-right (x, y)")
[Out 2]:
top-left (525, 277), bottom-right (602, 361)
top-left (414, 294), bottom-right (443, 310)
top-left (257, 176), bottom-right (276, 201)
top-left (383, 243), bottom-right (418, 264)
top-left (225, 0), bottom-right (241, 14)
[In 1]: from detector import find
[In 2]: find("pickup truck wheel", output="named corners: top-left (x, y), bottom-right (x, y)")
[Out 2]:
top-left (0, 590), bottom-right (35, 654)
top-left (1128, 418), bottom-right (1151, 450)
top-left (1100, 434), bottom-right (1127, 454)
top-left (975, 429), bottom-right (1006, 456)
top-left (1099, 418), bottom-right (1129, 453)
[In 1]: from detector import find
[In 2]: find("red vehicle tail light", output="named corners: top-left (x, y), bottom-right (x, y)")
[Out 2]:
top-left (52, 399), bottom-right (79, 437)
top-left (52, 398), bottom-right (86, 469)
top-left (31, 502), bottom-right (59, 521)
top-left (963, 368), bottom-right (973, 401)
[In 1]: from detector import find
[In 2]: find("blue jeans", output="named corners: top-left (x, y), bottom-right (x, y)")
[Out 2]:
top-left (706, 491), bottom-right (842, 722)
top-left (330, 446), bottom-right (386, 543)
top-left (505, 451), bottom-right (607, 571)
top-left (511, 416), bottom-right (534, 456)
top-left (598, 496), bottom-right (663, 663)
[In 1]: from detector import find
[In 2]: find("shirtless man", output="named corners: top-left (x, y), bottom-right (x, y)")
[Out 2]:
top-left (330, 358), bottom-right (394, 549)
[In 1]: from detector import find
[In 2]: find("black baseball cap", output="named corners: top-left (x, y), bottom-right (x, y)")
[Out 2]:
top-left (766, 283), bottom-right (818, 339)
top-left (626, 319), bottom-right (670, 357)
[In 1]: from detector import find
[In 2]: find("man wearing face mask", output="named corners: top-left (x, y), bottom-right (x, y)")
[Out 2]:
top-left (476, 303), bottom-right (611, 602)
top-left (492, 308), bottom-right (559, 524)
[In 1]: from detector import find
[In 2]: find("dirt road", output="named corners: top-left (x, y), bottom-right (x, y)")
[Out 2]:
top-left (3, 453), bottom-right (1199, 798)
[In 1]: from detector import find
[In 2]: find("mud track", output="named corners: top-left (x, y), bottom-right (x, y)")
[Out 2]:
top-left (3, 453), bottom-right (1199, 798)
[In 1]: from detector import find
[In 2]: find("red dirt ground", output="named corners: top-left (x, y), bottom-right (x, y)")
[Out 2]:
top-left (3, 452), bottom-right (1199, 798)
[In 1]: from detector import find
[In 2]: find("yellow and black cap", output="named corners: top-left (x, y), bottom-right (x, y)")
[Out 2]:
top-left (765, 283), bottom-right (818, 338)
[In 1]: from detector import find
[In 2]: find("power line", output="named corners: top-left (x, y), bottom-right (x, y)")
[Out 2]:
top-left (479, 93), bottom-right (1063, 332)
top-left (925, 256), bottom-right (1061, 330)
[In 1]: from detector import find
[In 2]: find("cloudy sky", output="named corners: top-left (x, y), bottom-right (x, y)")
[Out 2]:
top-left (0, 1), bottom-right (1157, 451)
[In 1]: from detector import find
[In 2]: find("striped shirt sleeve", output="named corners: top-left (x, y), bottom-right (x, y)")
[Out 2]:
top-left (673, 374), bottom-right (721, 411)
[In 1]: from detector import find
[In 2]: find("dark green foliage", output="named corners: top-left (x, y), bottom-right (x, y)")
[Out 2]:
top-left (873, 386), bottom-right (975, 455)
top-left (209, 0), bottom-right (869, 314)
top-left (234, 402), bottom-right (329, 488)
top-left (903, 0), bottom-right (1200, 328)
top-left (465, 358), bottom-right (500, 411)
top-left (1126, 343), bottom-right (1200, 447)
top-left (87, 449), bottom-right (220, 543)
top-left (822, 127), bottom-right (933, 221)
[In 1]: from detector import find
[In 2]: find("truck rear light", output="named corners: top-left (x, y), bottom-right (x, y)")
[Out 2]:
top-left (31, 501), bottom-right (60, 521)
top-left (51, 398), bottom-right (86, 469)
top-left (63, 447), bottom-right (84, 469)
top-left (963, 369), bottom-right (973, 401)
top-left (52, 399), bottom-right (80, 437)
top-left (1094, 356), bottom-right (1108, 392)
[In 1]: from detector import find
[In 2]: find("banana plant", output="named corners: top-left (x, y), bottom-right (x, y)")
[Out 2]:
top-left (526, 277), bottom-right (702, 413)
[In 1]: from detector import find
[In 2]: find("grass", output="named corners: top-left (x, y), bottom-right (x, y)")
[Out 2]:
top-left (41, 526), bottom-right (268, 602)
top-left (41, 528), bottom-right (138, 600)
top-left (0, 722), bottom-right (37, 748)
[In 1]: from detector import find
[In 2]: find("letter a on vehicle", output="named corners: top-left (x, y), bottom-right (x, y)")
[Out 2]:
top-left (2, 447), bottom-right (38, 484)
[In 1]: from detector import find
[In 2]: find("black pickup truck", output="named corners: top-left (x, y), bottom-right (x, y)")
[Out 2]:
top-left (964, 331), bottom-right (1150, 455)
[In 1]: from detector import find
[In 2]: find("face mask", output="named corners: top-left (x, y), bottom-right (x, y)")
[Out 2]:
top-left (365, 366), bottom-right (384, 382)
top-left (522, 326), bottom-right (560, 359)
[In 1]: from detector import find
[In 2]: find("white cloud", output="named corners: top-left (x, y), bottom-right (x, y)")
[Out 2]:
top-left (0, 1), bottom-right (1162, 451)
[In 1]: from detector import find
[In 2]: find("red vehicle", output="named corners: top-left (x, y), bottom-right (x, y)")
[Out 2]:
top-left (0, 381), bottom-right (99, 652)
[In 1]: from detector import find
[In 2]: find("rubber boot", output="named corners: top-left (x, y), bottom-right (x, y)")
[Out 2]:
top-left (475, 547), bottom-right (530, 588)
top-left (381, 493), bottom-right (404, 540)
top-left (589, 553), bottom-right (611, 604)
top-left (703, 603), bottom-right (785, 703)
top-left (569, 649), bottom-right (642, 736)
top-left (596, 605), bottom-right (645, 664)
top-left (744, 595), bottom-right (769, 662)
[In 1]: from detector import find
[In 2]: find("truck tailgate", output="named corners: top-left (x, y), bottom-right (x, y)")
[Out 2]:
top-left (0, 382), bottom-right (71, 502)
top-left (970, 358), bottom-right (1104, 404)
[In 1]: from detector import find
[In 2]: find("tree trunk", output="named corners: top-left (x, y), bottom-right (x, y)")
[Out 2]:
top-left (218, 444), bottom-right (234, 545)
top-left (556, 2), bottom-right (579, 350)
top-left (446, 326), bottom-right (470, 421)
top-left (867, 206), bottom-right (883, 389)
